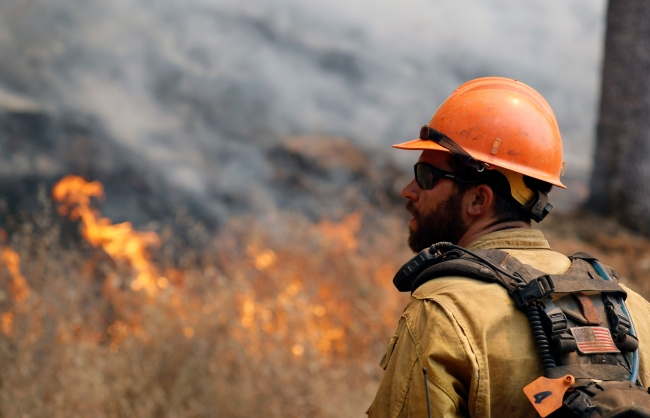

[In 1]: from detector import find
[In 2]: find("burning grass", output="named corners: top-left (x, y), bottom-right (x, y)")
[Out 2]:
top-left (1, 177), bottom-right (650, 417)
top-left (0, 177), bottom-right (411, 417)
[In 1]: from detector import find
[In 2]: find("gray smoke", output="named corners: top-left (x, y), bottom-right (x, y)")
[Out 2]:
top-left (0, 0), bottom-right (606, 225)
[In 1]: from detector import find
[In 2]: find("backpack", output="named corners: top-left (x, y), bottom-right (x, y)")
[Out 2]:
top-left (393, 242), bottom-right (650, 418)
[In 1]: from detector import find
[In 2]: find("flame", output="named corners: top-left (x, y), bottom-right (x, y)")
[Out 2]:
top-left (0, 229), bottom-right (30, 305)
top-left (246, 247), bottom-right (277, 271)
top-left (1, 311), bottom-right (14, 337)
top-left (0, 232), bottom-right (36, 341)
top-left (0, 180), bottom-right (411, 415)
top-left (52, 176), bottom-right (162, 295)
top-left (1, 246), bottom-right (30, 303)
top-left (229, 210), bottom-right (406, 361)
top-left (316, 211), bottom-right (362, 251)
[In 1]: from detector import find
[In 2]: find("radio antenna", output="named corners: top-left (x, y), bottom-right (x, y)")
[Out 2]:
top-left (422, 368), bottom-right (432, 418)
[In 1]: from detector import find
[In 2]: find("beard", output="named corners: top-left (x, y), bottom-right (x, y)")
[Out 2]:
top-left (407, 192), bottom-right (468, 252)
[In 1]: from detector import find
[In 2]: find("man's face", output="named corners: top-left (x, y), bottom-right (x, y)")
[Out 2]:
top-left (402, 151), bottom-right (468, 252)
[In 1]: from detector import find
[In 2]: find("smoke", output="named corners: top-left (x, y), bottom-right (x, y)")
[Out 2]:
top-left (0, 0), bottom-right (606, 225)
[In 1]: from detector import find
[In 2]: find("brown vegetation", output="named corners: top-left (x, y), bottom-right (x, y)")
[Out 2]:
top-left (0, 178), bottom-right (648, 417)
top-left (0, 178), bottom-right (411, 417)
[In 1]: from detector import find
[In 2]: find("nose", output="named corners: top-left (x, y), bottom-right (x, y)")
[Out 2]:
top-left (402, 178), bottom-right (420, 202)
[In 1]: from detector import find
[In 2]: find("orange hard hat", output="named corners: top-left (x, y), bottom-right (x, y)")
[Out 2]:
top-left (394, 77), bottom-right (566, 195)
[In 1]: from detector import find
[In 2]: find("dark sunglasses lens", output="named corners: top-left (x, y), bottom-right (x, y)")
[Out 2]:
top-left (416, 164), bottom-right (435, 189)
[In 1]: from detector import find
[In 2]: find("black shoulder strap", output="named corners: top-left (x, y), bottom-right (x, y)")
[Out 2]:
top-left (411, 248), bottom-right (544, 293)
top-left (407, 248), bottom-right (626, 301)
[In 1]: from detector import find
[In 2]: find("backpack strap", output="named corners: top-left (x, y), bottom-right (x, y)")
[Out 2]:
top-left (410, 248), bottom-right (567, 309)
top-left (405, 248), bottom-right (627, 299)
top-left (411, 249), bottom-right (524, 292)
top-left (570, 252), bottom-right (620, 281)
top-left (556, 253), bottom-right (627, 297)
top-left (546, 364), bottom-right (630, 381)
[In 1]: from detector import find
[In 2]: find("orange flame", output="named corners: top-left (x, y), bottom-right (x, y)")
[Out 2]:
top-left (48, 175), bottom-right (404, 369)
top-left (0, 229), bottom-right (30, 305)
top-left (316, 211), bottom-right (363, 251)
top-left (52, 176), bottom-right (162, 295)
top-left (1, 310), bottom-right (14, 337)
top-left (0, 233), bottom-right (30, 338)
top-left (230, 211), bottom-right (384, 359)
top-left (1, 246), bottom-right (30, 304)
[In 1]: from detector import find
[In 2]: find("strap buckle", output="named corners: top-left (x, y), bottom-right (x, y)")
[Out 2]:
top-left (604, 295), bottom-right (631, 340)
top-left (512, 275), bottom-right (556, 309)
top-left (563, 390), bottom-right (596, 415)
top-left (546, 310), bottom-right (569, 335)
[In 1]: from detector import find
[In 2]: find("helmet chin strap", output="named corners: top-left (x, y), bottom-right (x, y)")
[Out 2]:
top-left (493, 167), bottom-right (553, 222)
top-left (494, 167), bottom-right (535, 206)
top-left (525, 190), bottom-right (553, 223)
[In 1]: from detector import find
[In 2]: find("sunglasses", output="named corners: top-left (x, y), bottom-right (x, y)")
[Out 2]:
top-left (414, 162), bottom-right (478, 190)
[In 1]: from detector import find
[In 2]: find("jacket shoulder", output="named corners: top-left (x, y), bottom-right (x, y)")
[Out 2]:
top-left (412, 275), bottom-right (511, 305)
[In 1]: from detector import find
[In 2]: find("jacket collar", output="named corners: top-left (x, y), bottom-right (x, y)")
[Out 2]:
top-left (466, 228), bottom-right (551, 251)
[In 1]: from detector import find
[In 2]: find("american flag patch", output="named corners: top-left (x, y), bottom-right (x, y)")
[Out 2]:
top-left (571, 327), bottom-right (620, 354)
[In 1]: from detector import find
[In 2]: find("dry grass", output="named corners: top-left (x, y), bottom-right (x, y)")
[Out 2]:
top-left (2, 189), bottom-right (650, 418)
top-left (0, 203), bottom-right (410, 417)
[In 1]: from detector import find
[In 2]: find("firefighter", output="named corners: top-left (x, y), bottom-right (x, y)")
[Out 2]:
top-left (367, 77), bottom-right (650, 417)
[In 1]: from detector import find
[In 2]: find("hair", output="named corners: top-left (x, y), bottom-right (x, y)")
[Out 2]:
top-left (447, 156), bottom-right (553, 224)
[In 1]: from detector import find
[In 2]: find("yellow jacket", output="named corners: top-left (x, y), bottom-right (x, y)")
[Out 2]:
top-left (367, 229), bottom-right (650, 418)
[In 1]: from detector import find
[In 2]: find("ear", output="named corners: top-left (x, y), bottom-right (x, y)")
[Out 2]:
top-left (463, 184), bottom-right (495, 218)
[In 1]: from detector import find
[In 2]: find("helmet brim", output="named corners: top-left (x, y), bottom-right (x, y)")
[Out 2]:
top-left (392, 138), bottom-right (567, 189)
top-left (392, 138), bottom-right (448, 152)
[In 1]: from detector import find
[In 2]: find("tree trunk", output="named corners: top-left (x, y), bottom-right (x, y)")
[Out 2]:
top-left (587, 0), bottom-right (650, 234)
